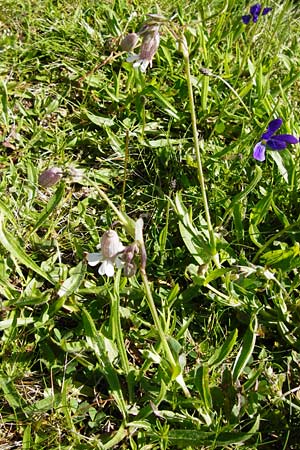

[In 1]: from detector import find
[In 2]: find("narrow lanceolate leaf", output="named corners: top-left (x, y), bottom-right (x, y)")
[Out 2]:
top-left (167, 415), bottom-right (260, 447)
top-left (0, 375), bottom-right (27, 409)
top-left (223, 165), bottom-right (262, 223)
top-left (31, 182), bottom-right (65, 234)
top-left (0, 197), bottom-right (15, 223)
top-left (173, 192), bottom-right (212, 265)
top-left (232, 316), bottom-right (257, 383)
top-left (208, 329), bottom-right (238, 368)
top-left (57, 262), bottom-right (86, 298)
top-left (82, 308), bottom-right (127, 419)
top-left (22, 425), bottom-right (32, 450)
top-left (0, 215), bottom-right (54, 284)
top-left (195, 364), bottom-right (212, 411)
top-left (85, 110), bottom-right (114, 127)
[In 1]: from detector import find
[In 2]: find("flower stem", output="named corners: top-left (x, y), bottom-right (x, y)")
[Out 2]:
top-left (87, 177), bottom-right (136, 237)
top-left (111, 270), bottom-right (130, 376)
top-left (181, 35), bottom-right (219, 267)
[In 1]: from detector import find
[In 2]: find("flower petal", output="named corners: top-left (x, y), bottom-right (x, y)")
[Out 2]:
top-left (266, 138), bottom-right (287, 150)
top-left (115, 256), bottom-right (125, 269)
top-left (242, 15), bottom-right (251, 24)
top-left (271, 134), bottom-right (299, 145)
top-left (250, 4), bottom-right (262, 22)
top-left (253, 142), bottom-right (266, 161)
top-left (140, 59), bottom-right (150, 72)
top-left (262, 7), bottom-right (272, 15)
top-left (99, 260), bottom-right (115, 277)
top-left (261, 118), bottom-right (283, 139)
top-left (87, 252), bottom-right (102, 266)
top-left (126, 53), bottom-right (139, 63)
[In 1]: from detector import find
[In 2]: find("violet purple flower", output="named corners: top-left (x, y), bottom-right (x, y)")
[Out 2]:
top-left (253, 118), bottom-right (298, 162)
top-left (242, 4), bottom-right (272, 24)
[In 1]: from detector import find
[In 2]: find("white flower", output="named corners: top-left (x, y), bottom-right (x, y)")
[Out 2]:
top-left (87, 230), bottom-right (125, 277)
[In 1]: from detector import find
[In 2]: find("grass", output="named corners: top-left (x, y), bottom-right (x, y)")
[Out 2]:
top-left (1, 0), bottom-right (300, 448)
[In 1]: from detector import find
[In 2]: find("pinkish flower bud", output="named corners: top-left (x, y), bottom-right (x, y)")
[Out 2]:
top-left (38, 167), bottom-right (63, 187)
top-left (120, 33), bottom-right (139, 52)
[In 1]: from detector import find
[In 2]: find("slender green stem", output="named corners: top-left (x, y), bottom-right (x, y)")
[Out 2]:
top-left (86, 176), bottom-right (135, 238)
top-left (181, 35), bottom-right (219, 267)
top-left (111, 270), bottom-right (130, 375)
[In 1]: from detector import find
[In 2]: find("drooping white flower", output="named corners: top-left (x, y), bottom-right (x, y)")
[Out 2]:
top-left (87, 230), bottom-right (125, 277)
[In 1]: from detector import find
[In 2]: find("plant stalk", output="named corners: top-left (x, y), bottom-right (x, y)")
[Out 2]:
top-left (181, 35), bottom-right (219, 267)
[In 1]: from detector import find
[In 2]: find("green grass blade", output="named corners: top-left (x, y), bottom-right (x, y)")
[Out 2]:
top-left (0, 215), bottom-right (54, 284)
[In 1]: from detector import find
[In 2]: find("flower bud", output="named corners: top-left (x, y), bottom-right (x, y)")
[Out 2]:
top-left (124, 261), bottom-right (137, 277)
top-left (38, 167), bottom-right (63, 187)
top-left (120, 33), bottom-right (139, 52)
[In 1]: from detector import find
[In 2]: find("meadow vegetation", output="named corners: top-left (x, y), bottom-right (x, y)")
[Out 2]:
top-left (1, 0), bottom-right (300, 448)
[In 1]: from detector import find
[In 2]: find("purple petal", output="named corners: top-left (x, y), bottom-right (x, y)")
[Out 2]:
top-left (250, 3), bottom-right (262, 21)
top-left (262, 7), bottom-right (272, 15)
top-left (242, 14), bottom-right (251, 24)
top-left (253, 142), bottom-right (266, 161)
top-left (271, 134), bottom-right (299, 145)
top-left (261, 118), bottom-right (283, 139)
top-left (266, 138), bottom-right (287, 150)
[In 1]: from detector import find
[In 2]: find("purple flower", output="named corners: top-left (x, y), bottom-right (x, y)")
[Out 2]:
top-left (253, 118), bottom-right (298, 162)
top-left (242, 4), bottom-right (272, 24)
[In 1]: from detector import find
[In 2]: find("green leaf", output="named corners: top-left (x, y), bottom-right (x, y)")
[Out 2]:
top-left (0, 317), bottom-right (35, 330)
top-left (85, 110), bottom-right (114, 127)
top-left (167, 415), bottom-right (260, 446)
top-left (143, 86), bottom-right (181, 120)
top-left (269, 149), bottom-right (294, 184)
top-left (82, 308), bottom-right (127, 418)
top-left (0, 197), bottom-right (15, 223)
top-left (31, 182), bottom-right (65, 234)
top-left (232, 316), bottom-right (257, 383)
top-left (249, 191), bottom-right (273, 247)
top-left (260, 243), bottom-right (300, 270)
top-left (173, 192), bottom-right (212, 265)
top-left (208, 329), bottom-right (238, 368)
top-left (0, 375), bottom-right (27, 409)
top-left (223, 165), bottom-right (262, 223)
top-left (22, 425), bottom-right (32, 450)
top-left (0, 215), bottom-right (54, 284)
top-left (57, 261), bottom-right (86, 298)
top-left (195, 364), bottom-right (212, 411)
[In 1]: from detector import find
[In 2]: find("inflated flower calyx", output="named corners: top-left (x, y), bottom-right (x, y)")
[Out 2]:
top-left (38, 167), bottom-right (63, 187)
top-left (120, 33), bottom-right (139, 52)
